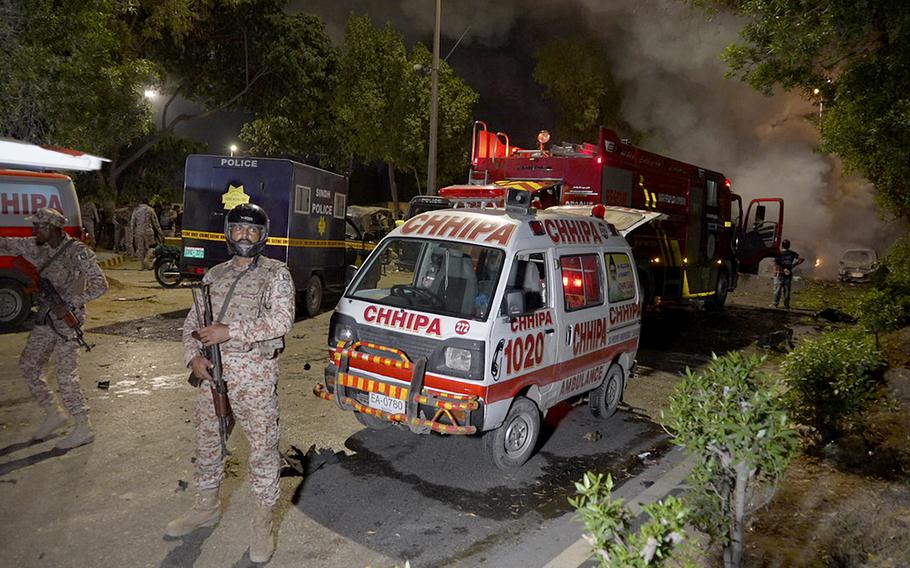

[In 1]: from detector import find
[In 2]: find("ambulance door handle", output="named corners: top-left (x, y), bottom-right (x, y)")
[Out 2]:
top-left (544, 328), bottom-right (555, 335)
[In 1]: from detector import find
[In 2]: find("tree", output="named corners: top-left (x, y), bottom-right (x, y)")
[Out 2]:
top-left (329, 15), bottom-right (478, 212)
top-left (0, 1), bottom-right (337, 200)
top-left (697, 0), bottom-right (910, 218)
top-left (663, 353), bottom-right (799, 568)
top-left (533, 38), bottom-right (639, 143)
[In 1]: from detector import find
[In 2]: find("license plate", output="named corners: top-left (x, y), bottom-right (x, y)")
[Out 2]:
top-left (368, 392), bottom-right (406, 415)
top-left (184, 246), bottom-right (205, 259)
top-left (851, 272), bottom-right (864, 278)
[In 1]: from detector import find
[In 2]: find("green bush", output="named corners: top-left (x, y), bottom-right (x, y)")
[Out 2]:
top-left (570, 472), bottom-right (689, 567)
top-left (663, 353), bottom-right (798, 568)
top-left (881, 233), bottom-right (910, 288)
top-left (855, 288), bottom-right (910, 337)
top-left (781, 328), bottom-right (884, 441)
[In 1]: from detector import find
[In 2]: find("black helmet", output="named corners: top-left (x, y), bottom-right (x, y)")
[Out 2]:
top-left (225, 203), bottom-right (269, 257)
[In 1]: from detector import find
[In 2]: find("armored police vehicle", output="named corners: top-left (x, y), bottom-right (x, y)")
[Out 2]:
top-left (181, 155), bottom-right (349, 317)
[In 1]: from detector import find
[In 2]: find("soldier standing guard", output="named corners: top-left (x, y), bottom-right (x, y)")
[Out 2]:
top-left (0, 208), bottom-right (108, 449)
top-left (166, 203), bottom-right (294, 564)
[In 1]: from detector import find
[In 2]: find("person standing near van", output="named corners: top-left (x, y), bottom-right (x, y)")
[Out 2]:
top-left (166, 203), bottom-right (294, 564)
top-left (772, 239), bottom-right (804, 309)
top-left (0, 208), bottom-right (108, 448)
top-left (129, 198), bottom-right (163, 269)
top-left (80, 200), bottom-right (101, 247)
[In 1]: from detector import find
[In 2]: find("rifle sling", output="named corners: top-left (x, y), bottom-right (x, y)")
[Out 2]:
top-left (215, 256), bottom-right (259, 323)
top-left (38, 237), bottom-right (76, 275)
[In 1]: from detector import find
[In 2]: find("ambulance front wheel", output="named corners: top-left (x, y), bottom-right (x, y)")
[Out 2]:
top-left (484, 397), bottom-right (541, 469)
top-left (303, 275), bottom-right (323, 318)
top-left (0, 279), bottom-right (31, 329)
top-left (590, 364), bottom-right (624, 419)
top-left (355, 411), bottom-right (393, 430)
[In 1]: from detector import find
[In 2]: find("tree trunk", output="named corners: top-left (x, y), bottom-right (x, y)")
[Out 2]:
top-left (387, 163), bottom-right (400, 220)
top-left (727, 461), bottom-right (750, 568)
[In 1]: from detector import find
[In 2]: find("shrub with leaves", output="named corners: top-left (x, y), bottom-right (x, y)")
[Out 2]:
top-left (782, 328), bottom-right (885, 441)
top-left (855, 288), bottom-right (909, 340)
top-left (570, 472), bottom-right (689, 567)
top-left (663, 352), bottom-right (798, 568)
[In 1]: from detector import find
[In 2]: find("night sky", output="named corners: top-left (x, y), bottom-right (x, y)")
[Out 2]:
top-left (163, 0), bottom-right (903, 265)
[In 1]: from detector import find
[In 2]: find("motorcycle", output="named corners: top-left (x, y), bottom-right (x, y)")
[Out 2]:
top-left (153, 244), bottom-right (183, 288)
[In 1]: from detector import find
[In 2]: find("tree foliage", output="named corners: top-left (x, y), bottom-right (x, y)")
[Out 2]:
top-left (663, 352), bottom-right (799, 568)
top-left (533, 38), bottom-right (638, 143)
top-left (698, 0), bottom-right (910, 218)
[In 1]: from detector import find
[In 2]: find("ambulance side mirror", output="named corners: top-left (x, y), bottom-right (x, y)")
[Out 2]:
top-left (344, 265), bottom-right (358, 287)
top-left (505, 290), bottom-right (525, 318)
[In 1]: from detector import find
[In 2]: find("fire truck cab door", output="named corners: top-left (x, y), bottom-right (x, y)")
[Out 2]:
top-left (736, 198), bottom-right (784, 274)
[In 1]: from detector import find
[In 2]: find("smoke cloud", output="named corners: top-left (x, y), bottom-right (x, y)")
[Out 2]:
top-left (292, 0), bottom-right (903, 273)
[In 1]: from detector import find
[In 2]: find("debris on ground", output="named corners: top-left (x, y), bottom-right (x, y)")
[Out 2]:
top-left (96, 380), bottom-right (110, 390)
top-left (176, 480), bottom-right (188, 492)
top-left (583, 430), bottom-right (602, 442)
top-left (280, 444), bottom-right (341, 477)
top-left (304, 363), bottom-right (311, 371)
top-left (814, 307), bottom-right (857, 323)
top-left (759, 328), bottom-right (795, 352)
top-left (114, 295), bottom-right (155, 302)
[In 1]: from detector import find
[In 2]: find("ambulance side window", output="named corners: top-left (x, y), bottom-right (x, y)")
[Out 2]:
top-left (605, 252), bottom-right (636, 303)
top-left (560, 254), bottom-right (603, 311)
top-left (500, 252), bottom-right (548, 316)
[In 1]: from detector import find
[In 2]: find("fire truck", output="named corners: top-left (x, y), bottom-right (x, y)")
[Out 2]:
top-left (456, 121), bottom-right (784, 308)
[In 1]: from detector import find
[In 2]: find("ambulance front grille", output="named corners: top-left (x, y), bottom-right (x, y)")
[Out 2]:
top-left (355, 326), bottom-right (439, 362)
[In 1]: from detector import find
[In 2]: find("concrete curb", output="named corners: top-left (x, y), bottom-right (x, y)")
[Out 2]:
top-left (98, 253), bottom-right (128, 269)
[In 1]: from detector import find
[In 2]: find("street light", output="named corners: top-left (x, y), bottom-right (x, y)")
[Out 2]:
top-left (229, 144), bottom-right (238, 157)
top-left (144, 89), bottom-right (157, 99)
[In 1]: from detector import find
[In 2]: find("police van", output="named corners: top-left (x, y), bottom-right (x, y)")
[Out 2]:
top-left (181, 155), bottom-right (350, 317)
top-left (315, 188), bottom-right (649, 468)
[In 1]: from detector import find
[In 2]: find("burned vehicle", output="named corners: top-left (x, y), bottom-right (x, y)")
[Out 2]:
top-left (838, 248), bottom-right (877, 283)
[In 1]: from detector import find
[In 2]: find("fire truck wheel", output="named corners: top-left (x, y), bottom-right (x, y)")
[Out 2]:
top-left (0, 279), bottom-right (31, 328)
top-left (484, 397), bottom-right (541, 469)
top-left (706, 270), bottom-right (730, 311)
top-left (355, 411), bottom-right (393, 430)
top-left (303, 275), bottom-right (323, 318)
top-left (590, 364), bottom-right (624, 419)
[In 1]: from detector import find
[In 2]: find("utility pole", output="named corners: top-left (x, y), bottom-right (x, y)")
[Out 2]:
top-left (426, 0), bottom-right (441, 196)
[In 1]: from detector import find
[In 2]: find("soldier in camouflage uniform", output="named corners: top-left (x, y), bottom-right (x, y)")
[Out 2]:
top-left (0, 208), bottom-right (108, 449)
top-left (166, 203), bottom-right (294, 564)
top-left (128, 198), bottom-right (163, 269)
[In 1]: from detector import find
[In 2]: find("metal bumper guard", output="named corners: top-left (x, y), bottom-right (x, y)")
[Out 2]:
top-left (314, 341), bottom-right (478, 435)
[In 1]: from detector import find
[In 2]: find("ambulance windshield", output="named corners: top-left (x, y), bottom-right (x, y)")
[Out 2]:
top-left (348, 238), bottom-right (506, 321)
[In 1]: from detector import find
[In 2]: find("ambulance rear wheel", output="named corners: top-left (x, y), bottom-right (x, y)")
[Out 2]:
top-left (0, 279), bottom-right (31, 329)
top-left (303, 275), bottom-right (323, 317)
top-left (355, 411), bottom-right (393, 430)
top-left (484, 397), bottom-right (540, 469)
top-left (590, 364), bottom-right (623, 419)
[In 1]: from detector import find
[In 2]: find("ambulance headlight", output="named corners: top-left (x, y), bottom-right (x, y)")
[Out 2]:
top-left (444, 347), bottom-right (472, 372)
top-left (328, 312), bottom-right (358, 347)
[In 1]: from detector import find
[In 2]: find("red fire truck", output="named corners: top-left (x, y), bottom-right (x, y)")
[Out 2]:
top-left (457, 121), bottom-right (784, 308)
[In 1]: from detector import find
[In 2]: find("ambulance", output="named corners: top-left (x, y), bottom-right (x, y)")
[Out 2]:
top-left (314, 188), bottom-right (649, 468)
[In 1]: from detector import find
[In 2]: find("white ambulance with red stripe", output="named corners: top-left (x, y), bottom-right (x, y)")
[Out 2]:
top-left (315, 188), bottom-right (646, 468)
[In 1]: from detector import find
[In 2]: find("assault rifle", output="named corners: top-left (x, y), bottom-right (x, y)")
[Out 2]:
top-left (189, 284), bottom-right (234, 458)
top-left (12, 256), bottom-right (92, 351)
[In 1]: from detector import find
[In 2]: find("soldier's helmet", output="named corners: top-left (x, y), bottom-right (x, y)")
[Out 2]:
top-left (28, 207), bottom-right (68, 228)
top-left (225, 203), bottom-right (270, 258)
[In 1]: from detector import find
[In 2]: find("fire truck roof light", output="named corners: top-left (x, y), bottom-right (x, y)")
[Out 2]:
top-left (591, 204), bottom-right (606, 219)
top-left (724, 178), bottom-right (731, 188)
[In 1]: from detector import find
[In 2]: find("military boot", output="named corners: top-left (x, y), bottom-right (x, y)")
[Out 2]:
top-left (32, 404), bottom-right (67, 440)
top-left (165, 489), bottom-right (220, 537)
top-left (249, 502), bottom-right (275, 563)
top-left (55, 413), bottom-right (94, 450)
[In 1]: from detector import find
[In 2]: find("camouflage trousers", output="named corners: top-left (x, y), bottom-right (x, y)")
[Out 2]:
top-left (134, 233), bottom-right (157, 268)
top-left (193, 352), bottom-right (280, 507)
top-left (19, 322), bottom-right (88, 416)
